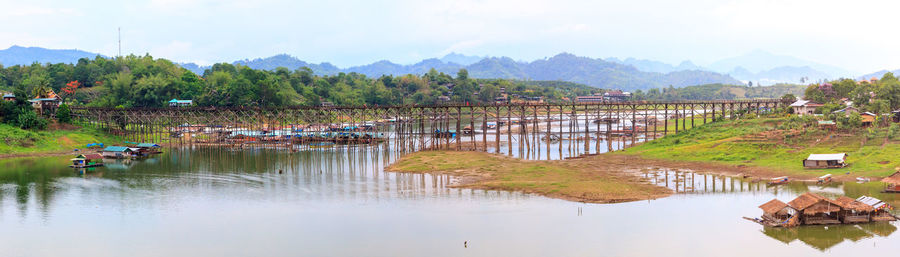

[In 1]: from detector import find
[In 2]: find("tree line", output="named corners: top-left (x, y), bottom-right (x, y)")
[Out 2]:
top-left (0, 55), bottom-right (597, 109)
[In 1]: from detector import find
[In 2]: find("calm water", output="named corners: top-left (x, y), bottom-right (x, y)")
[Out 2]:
top-left (1, 146), bottom-right (898, 256)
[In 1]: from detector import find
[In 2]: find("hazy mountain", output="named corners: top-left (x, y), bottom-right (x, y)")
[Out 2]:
top-left (180, 52), bottom-right (741, 91)
top-left (606, 57), bottom-right (705, 73)
top-left (439, 52), bottom-right (483, 65)
top-left (728, 66), bottom-right (833, 86)
top-left (0, 45), bottom-right (102, 66)
top-left (708, 50), bottom-right (851, 80)
top-left (858, 69), bottom-right (900, 80)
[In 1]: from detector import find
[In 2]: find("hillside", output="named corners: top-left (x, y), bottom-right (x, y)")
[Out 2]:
top-left (0, 46), bottom-right (102, 66)
top-left (228, 53), bottom-right (742, 91)
top-left (634, 83), bottom-right (805, 100)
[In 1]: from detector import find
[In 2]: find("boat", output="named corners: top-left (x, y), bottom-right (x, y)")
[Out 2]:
top-left (309, 142), bottom-right (335, 148)
top-left (816, 174), bottom-right (832, 184)
top-left (767, 176), bottom-right (789, 185)
top-left (856, 177), bottom-right (871, 183)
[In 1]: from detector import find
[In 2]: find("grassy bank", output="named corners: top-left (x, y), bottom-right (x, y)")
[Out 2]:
top-left (620, 115), bottom-right (900, 179)
top-left (0, 123), bottom-right (121, 156)
top-left (388, 151), bottom-right (672, 203)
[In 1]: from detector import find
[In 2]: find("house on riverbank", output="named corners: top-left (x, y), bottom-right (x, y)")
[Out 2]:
top-left (803, 153), bottom-right (847, 169)
top-left (790, 100), bottom-right (823, 116)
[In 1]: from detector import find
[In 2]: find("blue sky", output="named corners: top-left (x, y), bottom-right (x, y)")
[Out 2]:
top-left (1, 0), bottom-right (897, 73)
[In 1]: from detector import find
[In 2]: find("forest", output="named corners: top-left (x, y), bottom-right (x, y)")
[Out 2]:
top-left (0, 55), bottom-right (597, 109)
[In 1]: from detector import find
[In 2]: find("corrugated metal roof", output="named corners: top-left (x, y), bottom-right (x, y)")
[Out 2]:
top-left (136, 143), bottom-right (160, 148)
top-left (856, 196), bottom-right (886, 209)
top-left (102, 146), bottom-right (131, 152)
top-left (805, 153), bottom-right (846, 161)
top-left (790, 100), bottom-right (810, 107)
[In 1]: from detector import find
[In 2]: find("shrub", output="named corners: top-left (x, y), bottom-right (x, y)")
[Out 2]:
top-left (16, 109), bottom-right (48, 130)
top-left (56, 104), bottom-right (71, 123)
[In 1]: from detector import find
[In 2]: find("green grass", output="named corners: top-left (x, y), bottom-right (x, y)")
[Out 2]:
top-left (0, 123), bottom-right (122, 155)
top-left (621, 115), bottom-right (900, 178)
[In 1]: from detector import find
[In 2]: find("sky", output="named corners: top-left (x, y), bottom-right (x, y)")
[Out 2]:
top-left (1, 0), bottom-right (898, 73)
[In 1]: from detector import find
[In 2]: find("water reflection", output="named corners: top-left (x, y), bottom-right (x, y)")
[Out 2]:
top-left (762, 222), bottom-right (897, 251)
top-left (1, 148), bottom-right (899, 256)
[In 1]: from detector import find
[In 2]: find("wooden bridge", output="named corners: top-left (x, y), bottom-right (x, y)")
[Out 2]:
top-left (71, 99), bottom-right (788, 153)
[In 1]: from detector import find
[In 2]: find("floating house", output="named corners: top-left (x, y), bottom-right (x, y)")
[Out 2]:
top-left (759, 199), bottom-right (797, 225)
top-left (787, 193), bottom-right (842, 225)
top-left (883, 172), bottom-right (900, 193)
top-left (135, 143), bottom-right (162, 155)
top-left (70, 153), bottom-right (104, 168)
top-left (803, 153), bottom-right (847, 169)
top-left (100, 146), bottom-right (137, 159)
top-left (856, 196), bottom-right (897, 221)
top-left (834, 196), bottom-right (875, 223)
top-left (750, 193), bottom-right (896, 227)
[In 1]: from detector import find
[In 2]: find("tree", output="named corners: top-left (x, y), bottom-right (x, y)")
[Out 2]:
top-left (56, 104), bottom-right (71, 123)
top-left (60, 80), bottom-right (80, 104)
top-left (16, 108), bottom-right (47, 130)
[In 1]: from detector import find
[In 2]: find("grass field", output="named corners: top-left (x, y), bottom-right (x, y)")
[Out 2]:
top-left (620, 115), bottom-right (900, 178)
top-left (0, 123), bottom-right (122, 156)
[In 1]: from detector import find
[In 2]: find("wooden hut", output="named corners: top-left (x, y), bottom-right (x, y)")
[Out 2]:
top-left (787, 193), bottom-right (842, 225)
top-left (856, 196), bottom-right (897, 222)
top-left (101, 146), bottom-right (137, 159)
top-left (70, 153), bottom-right (104, 168)
top-left (803, 153), bottom-right (847, 169)
top-left (135, 143), bottom-right (162, 155)
top-left (759, 199), bottom-right (797, 224)
top-left (834, 196), bottom-right (875, 223)
top-left (882, 172), bottom-right (900, 193)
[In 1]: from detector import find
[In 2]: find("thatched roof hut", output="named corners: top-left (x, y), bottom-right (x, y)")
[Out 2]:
top-left (834, 196), bottom-right (874, 212)
top-left (759, 199), bottom-right (794, 215)
top-left (882, 172), bottom-right (900, 185)
top-left (788, 193), bottom-right (841, 214)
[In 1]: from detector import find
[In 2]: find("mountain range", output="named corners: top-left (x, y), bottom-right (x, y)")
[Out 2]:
top-left (0, 45), bottom-right (881, 91)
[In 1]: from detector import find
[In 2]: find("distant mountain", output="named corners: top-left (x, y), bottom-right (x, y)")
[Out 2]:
top-left (606, 57), bottom-right (705, 74)
top-left (0, 45), bottom-right (102, 66)
top-left (728, 66), bottom-right (832, 86)
top-left (858, 69), bottom-right (900, 80)
top-left (466, 53), bottom-right (741, 90)
top-left (186, 52), bottom-right (741, 91)
top-left (439, 52), bottom-right (483, 65)
top-left (708, 50), bottom-right (851, 84)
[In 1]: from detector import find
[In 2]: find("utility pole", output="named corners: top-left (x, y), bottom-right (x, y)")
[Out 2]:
top-left (118, 27), bottom-right (122, 57)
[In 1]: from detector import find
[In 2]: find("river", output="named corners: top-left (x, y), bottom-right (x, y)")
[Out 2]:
top-left (0, 146), bottom-right (898, 256)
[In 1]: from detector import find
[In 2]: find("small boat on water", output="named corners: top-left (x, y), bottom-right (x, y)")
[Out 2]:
top-left (309, 142), bottom-right (335, 148)
top-left (767, 176), bottom-right (789, 185)
top-left (816, 174), bottom-right (832, 184)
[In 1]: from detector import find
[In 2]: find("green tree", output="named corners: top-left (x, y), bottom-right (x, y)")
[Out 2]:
top-left (56, 104), bottom-right (71, 123)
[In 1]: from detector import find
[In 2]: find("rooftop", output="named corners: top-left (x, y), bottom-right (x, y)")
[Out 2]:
top-left (805, 153), bottom-right (846, 161)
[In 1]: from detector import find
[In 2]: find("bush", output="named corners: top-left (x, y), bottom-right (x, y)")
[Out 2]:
top-left (16, 109), bottom-right (48, 130)
top-left (56, 104), bottom-right (71, 123)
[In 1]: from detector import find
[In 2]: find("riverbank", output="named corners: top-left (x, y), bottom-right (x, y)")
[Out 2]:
top-left (0, 123), bottom-right (121, 158)
top-left (617, 116), bottom-right (900, 181)
top-left (387, 150), bottom-right (673, 203)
